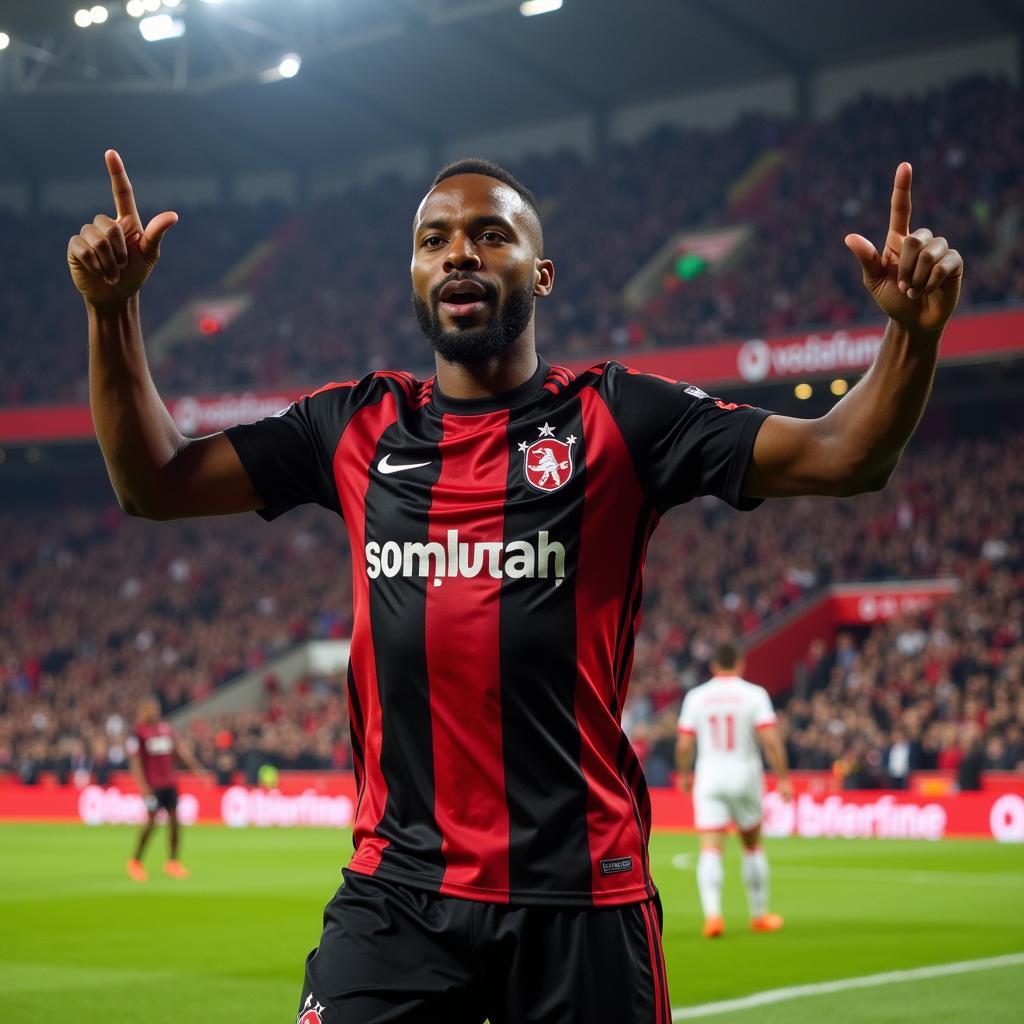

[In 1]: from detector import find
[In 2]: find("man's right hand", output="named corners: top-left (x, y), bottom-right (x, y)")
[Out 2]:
top-left (67, 150), bottom-right (178, 308)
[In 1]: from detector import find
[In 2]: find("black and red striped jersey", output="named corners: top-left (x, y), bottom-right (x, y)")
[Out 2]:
top-left (226, 358), bottom-right (771, 906)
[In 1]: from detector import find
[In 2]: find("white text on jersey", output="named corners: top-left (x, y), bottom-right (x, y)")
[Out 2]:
top-left (365, 530), bottom-right (566, 587)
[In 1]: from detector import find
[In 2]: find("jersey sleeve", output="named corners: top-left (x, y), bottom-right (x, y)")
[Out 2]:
top-left (225, 386), bottom-right (353, 521)
top-left (678, 691), bottom-right (697, 735)
top-left (753, 687), bottom-right (778, 730)
top-left (597, 362), bottom-right (772, 513)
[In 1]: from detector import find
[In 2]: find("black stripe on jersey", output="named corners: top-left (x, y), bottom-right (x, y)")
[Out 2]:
top-left (611, 505), bottom-right (658, 715)
top-left (347, 662), bottom-right (366, 813)
top-left (364, 415), bottom-right (447, 884)
top-left (499, 398), bottom-right (592, 899)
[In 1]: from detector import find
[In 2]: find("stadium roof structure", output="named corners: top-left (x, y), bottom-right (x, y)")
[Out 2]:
top-left (0, 0), bottom-right (1021, 183)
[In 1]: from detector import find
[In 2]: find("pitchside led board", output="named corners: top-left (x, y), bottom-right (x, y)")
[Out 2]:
top-left (3, 773), bottom-right (1022, 843)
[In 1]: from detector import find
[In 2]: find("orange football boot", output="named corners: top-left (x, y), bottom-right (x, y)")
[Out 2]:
top-left (702, 916), bottom-right (725, 938)
top-left (163, 860), bottom-right (190, 879)
top-left (126, 859), bottom-right (147, 882)
top-left (751, 913), bottom-right (784, 933)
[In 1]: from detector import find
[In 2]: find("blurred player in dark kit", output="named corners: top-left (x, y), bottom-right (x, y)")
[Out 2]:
top-left (125, 694), bottom-right (207, 881)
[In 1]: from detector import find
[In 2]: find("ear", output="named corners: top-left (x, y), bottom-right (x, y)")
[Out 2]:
top-left (534, 257), bottom-right (555, 297)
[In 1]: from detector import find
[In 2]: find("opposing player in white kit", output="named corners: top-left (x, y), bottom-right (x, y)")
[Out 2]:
top-left (676, 642), bottom-right (793, 937)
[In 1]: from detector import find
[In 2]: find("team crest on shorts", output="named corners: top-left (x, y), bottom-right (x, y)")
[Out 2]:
top-left (518, 422), bottom-right (577, 492)
top-left (298, 994), bottom-right (325, 1024)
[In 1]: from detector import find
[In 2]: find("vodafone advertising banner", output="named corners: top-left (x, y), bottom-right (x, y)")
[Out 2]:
top-left (1, 772), bottom-right (1021, 842)
top-left (3, 307), bottom-right (1023, 445)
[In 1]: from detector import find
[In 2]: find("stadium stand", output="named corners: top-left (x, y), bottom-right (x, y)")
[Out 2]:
top-left (2, 75), bottom-right (1022, 401)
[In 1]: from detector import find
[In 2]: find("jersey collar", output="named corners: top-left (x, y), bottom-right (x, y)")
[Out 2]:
top-left (430, 357), bottom-right (549, 415)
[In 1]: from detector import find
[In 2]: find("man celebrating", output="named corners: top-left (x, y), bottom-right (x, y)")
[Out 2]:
top-left (69, 151), bottom-right (960, 1022)
top-left (676, 642), bottom-right (792, 938)
top-left (125, 694), bottom-right (207, 882)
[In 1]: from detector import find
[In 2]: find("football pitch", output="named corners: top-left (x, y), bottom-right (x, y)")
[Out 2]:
top-left (2, 825), bottom-right (1022, 1023)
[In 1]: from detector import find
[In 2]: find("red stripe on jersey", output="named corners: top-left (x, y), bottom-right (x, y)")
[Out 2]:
top-left (677, 726), bottom-right (696, 735)
top-left (334, 393), bottom-right (400, 875)
top-left (549, 364), bottom-right (576, 383)
top-left (372, 370), bottom-right (416, 405)
top-left (426, 411), bottom-right (512, 899)
top-left (649, 901), bottom-right (671, 1021)
top-left (306, 380), bottom-right (358, 399)
top-left (575, 386), bottom-right (652, 901)
top-left (755, 720), bottom-right (777, 731)
top-left (640, 901), bottom-right (665, 1024)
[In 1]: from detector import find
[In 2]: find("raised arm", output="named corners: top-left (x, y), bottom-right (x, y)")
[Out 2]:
top-left (743, 163), bottom-right (963, 499)
top-left (68, 150), bottom-right (262, 520)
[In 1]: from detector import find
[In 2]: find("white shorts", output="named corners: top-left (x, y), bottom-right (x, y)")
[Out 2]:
top-left (693, 785), bottom-right (763, 832)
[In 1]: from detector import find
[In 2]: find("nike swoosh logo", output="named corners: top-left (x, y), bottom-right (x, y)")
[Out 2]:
top-left (378, 454), bottom-right (432, 475)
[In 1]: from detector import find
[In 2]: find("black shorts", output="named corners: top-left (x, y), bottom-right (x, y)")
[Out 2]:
top-left (298, 869), bottom-right (671, 1024)
top-left (145, 786), bottom-right (178, 814)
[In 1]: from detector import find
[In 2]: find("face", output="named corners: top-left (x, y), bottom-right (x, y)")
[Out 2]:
top-left (139, 697), bottom-right (159, 724)
top-left (411, 174), bottom-right (553, 365)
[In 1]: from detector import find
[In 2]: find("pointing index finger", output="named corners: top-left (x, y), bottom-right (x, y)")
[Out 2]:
top-left (105, 149), bottom-right (140, 226)
top-left (888, 161), bottom-right (912, 239)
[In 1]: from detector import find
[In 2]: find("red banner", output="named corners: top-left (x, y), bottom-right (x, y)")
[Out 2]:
top-left (744, 579), bottom-right (960, 693)
top-left (3, 307), bottom-right (1023, 444)
top-left (650, 778), bottom-right (1024, 842)
top-left (1, 773), bottom-right (1021, 842)
top-left (566, 306), bottom-right (1024, 388)
top-left (0, 773), bottom-right (357, 828)
top-left (0, 390), bottom-right (303, 445)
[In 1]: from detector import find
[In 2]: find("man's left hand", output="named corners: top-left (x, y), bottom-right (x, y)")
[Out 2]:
top-left (845, 162), bottom-right (963, 335)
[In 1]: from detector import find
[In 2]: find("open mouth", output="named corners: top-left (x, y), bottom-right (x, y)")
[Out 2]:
top-left (438, 280), bottom-right (489, 318)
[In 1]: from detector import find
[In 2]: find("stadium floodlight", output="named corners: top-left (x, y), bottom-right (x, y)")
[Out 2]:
top-left (126, 0), bottom-right (145, 16)
top-left (90, 5), bottom-right (110, 24)
top-left (520, 0), bottom-right (563, 15)
top-left (74, 9), bottom-right (94, 27)
top-left (139, 14), bottom-right (186, 41)
top-left (143, 0), bottom-right (162, 12)
top-left (278, 53), bottom-right (301, 79)
top-left (259, 53), bottom-right (301, 83)
top-left (164, 0), bottom-right (182, 7)
top-left (0, 32), bottom-right (9, 51)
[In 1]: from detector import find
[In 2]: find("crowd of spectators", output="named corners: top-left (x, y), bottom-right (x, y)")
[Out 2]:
top-left (2, 426), bottom-right (1021, 787)
top-left (3, 75), bottom-right (1023, 403)
top-left (619, 430), bottom-right (1024, 785)
top-left (187, 674), bottom-right (352, 785)
top-left (0, 506), bottom-right (351, 783)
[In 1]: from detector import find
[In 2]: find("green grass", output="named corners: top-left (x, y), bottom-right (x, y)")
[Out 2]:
top-left (2, 825), bottom-right (1022, 1022)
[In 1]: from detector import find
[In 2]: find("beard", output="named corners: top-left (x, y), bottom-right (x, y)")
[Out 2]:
top-left (413, 275), bottom-right (535, 365)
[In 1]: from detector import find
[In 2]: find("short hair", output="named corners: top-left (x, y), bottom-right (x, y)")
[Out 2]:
top-left (430, 158), bottom-right (544, 254)
top-left (712, 642), bottom-right (741, 671)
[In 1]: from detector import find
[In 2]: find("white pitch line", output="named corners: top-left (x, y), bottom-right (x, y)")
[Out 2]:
top-left (671, 952), bottom-right (1024, 1021)
top-left (773, 865), bottom-right (1024, 887)
top-left (666, 857), bottom-right (1024, 887)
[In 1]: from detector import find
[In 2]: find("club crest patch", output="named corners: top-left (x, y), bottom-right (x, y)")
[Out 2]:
top-left (298, 994), bottom-right (325, 1024)
top-left (518, 422), bottom-right (577, 492)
